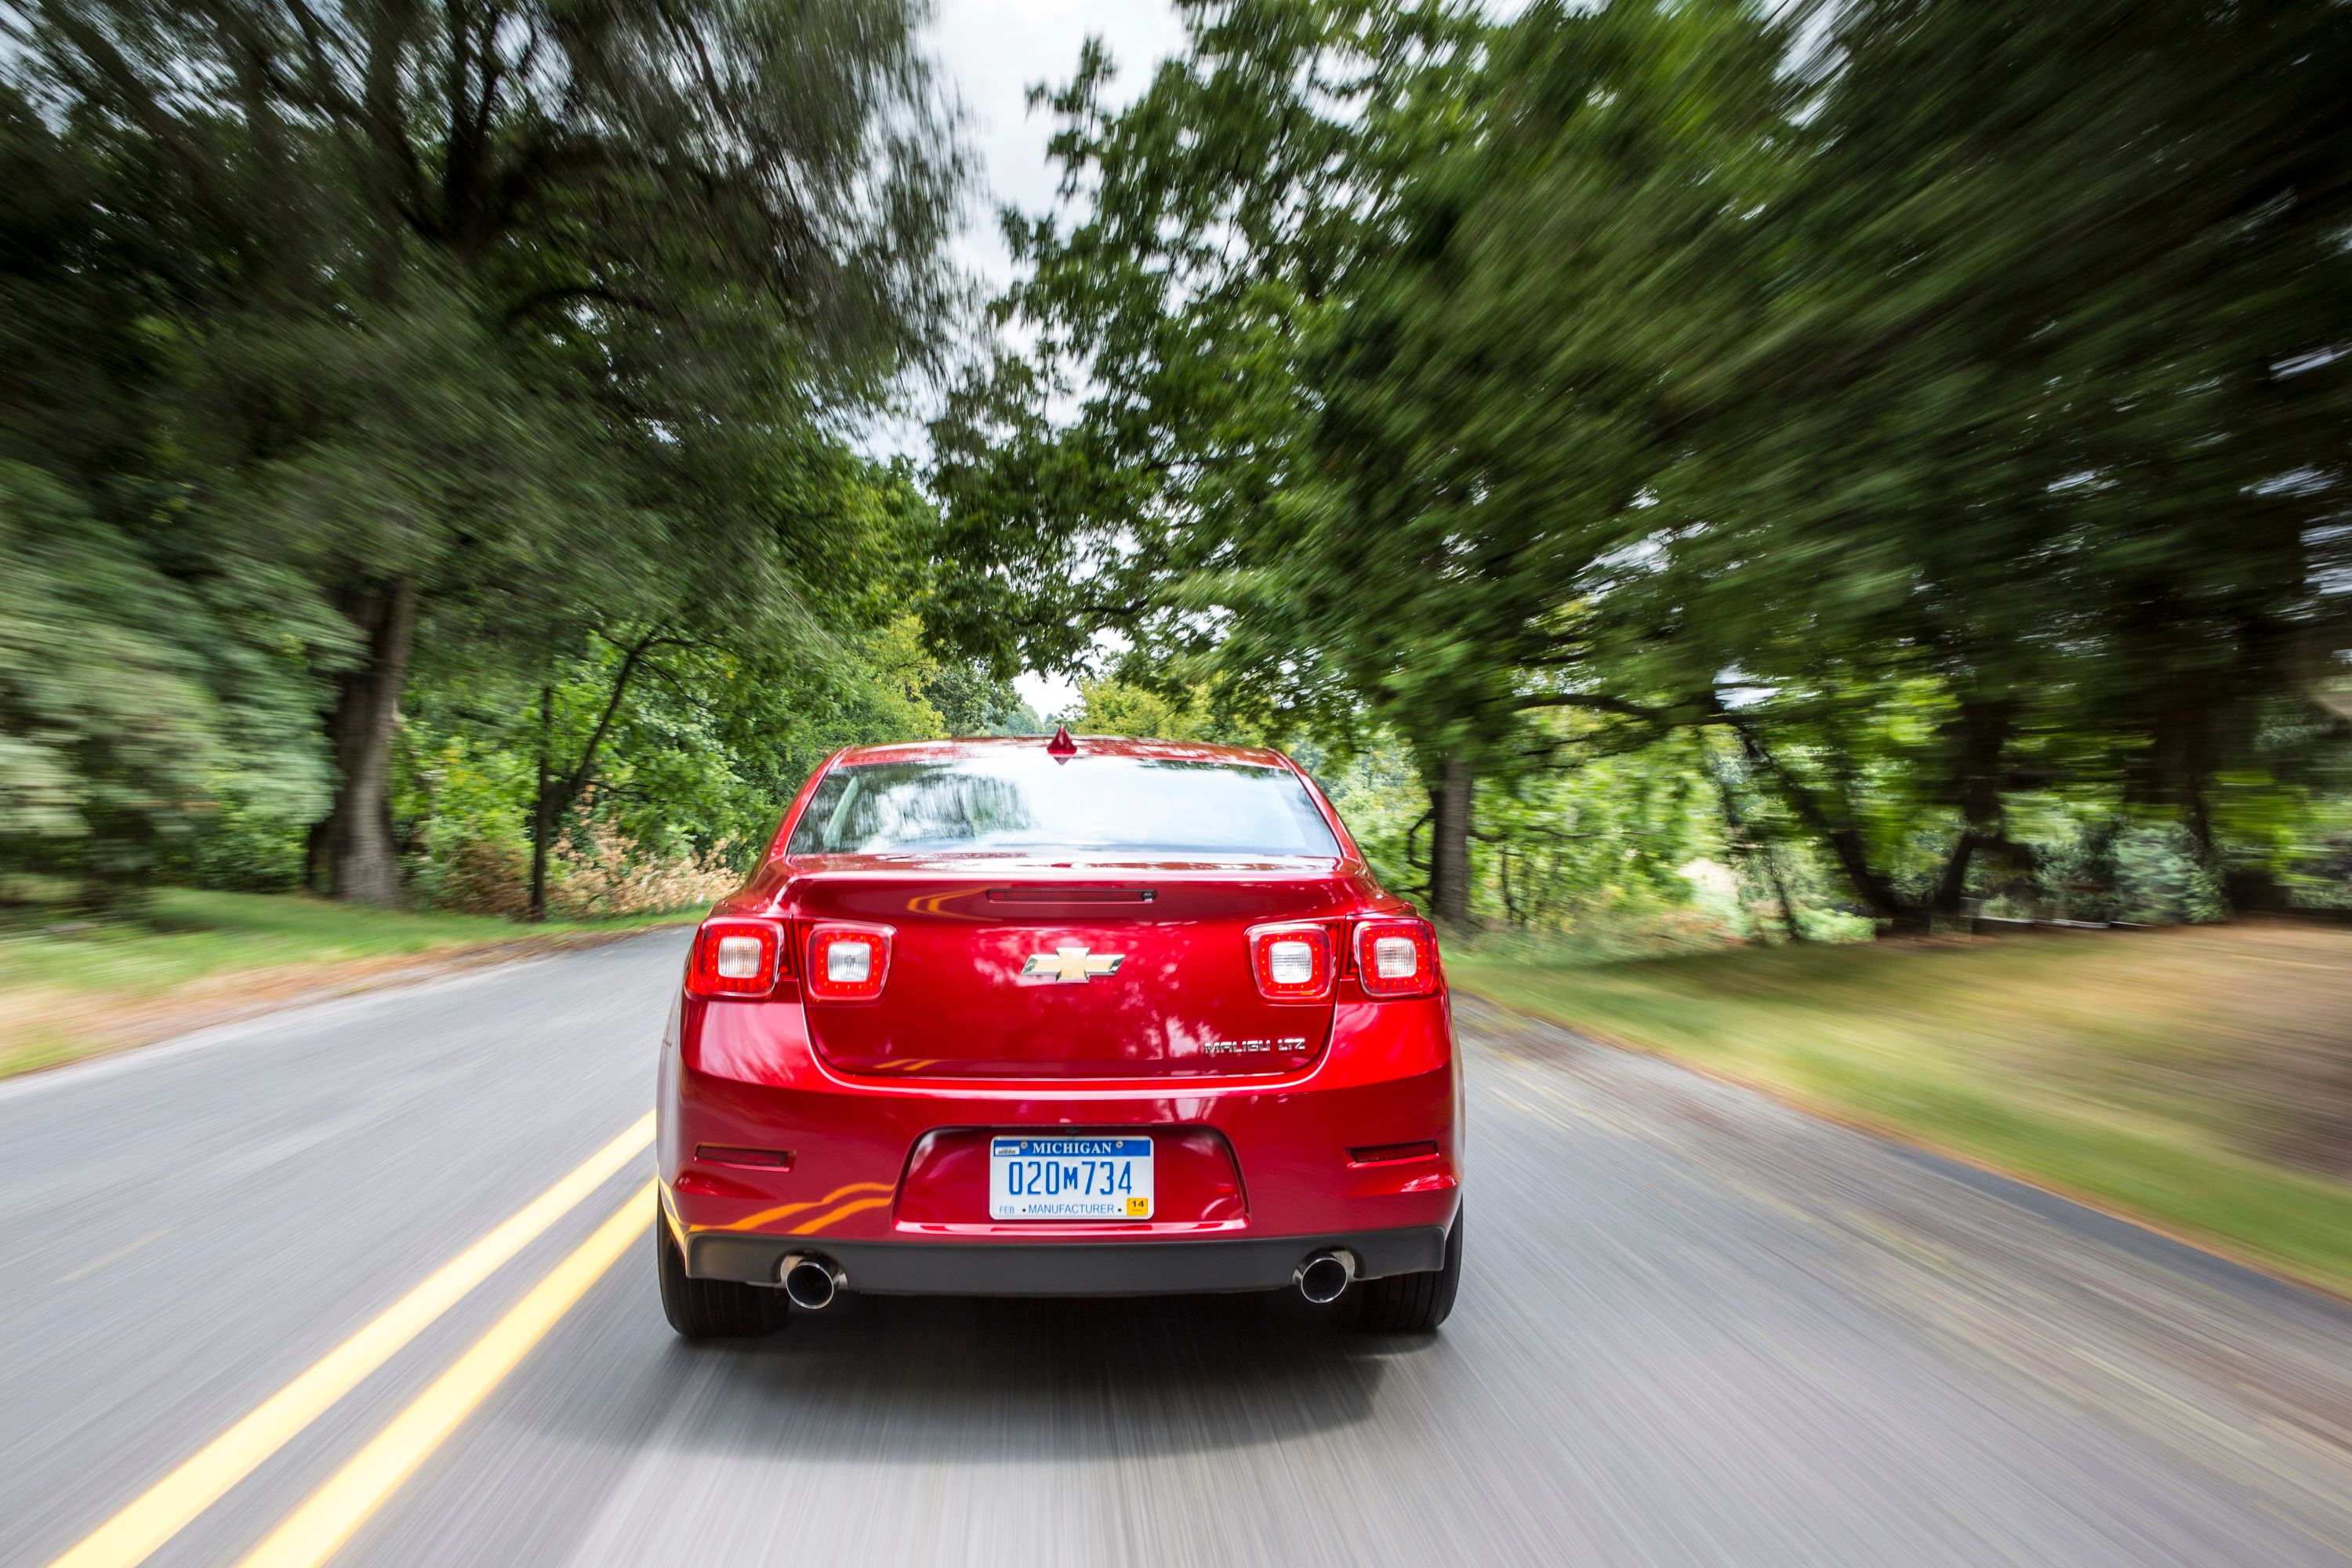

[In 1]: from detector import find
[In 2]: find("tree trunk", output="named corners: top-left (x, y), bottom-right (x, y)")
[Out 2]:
top-left (1708, 753), bottom-right (1803, 943)
top-left (1932, 832), bottom-right (1981, 918)
top-left (528, 684), bottom-right (554, 924)
top-left (1721, 710), bottom-right (1917, 930)
top-left (1762, 845), bottom-right (1806, 942)
top-left (1931, 698), bottom-right (2016, 920)
top-left (2152, 667), bottom-right (2217, 860)
top-left (317, 576), bottom-right (417, 906)
top-left (524, 631), bottom-right (664, 924)
top-left (1430, 753), bottom-right (1474, 927)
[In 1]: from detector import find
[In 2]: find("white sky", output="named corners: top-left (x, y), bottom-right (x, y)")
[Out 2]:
top-left (920, 1), bottom-right (1192, 718)
top-left (929, 0), bottom-right (1189, 292)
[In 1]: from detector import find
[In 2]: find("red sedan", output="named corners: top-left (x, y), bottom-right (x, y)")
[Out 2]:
top-left (654, 731), bottom-right (1465, 1334)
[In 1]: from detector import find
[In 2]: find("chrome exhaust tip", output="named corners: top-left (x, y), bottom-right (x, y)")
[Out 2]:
top-left (1294, 1249), bottom-right (1356, 1305)
top-left (779, 1252), bottom-right (845, 1311)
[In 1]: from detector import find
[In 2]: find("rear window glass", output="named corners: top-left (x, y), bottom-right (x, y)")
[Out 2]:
top-left (787, 753), bottom-right (1342, 858)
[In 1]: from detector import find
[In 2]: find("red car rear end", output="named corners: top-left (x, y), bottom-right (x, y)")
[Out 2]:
top-left (653, 733), bottom-right (1465, 1335)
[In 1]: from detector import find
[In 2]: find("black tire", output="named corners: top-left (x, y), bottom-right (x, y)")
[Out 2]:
top-left (1347, 1207), bottom-right (1464, 1333)
top-left (655, 1200), bottom-right (790, 1339)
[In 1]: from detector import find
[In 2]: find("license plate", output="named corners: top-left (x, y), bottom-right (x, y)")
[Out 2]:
top-left (989, 1136), bottom-right (1154, 1220)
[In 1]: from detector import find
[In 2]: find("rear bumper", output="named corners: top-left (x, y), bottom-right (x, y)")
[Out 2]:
top-left (658, 988), bottom-right (1463, 1288)
top-left (685, 1224), bottom-right (1451, 1296)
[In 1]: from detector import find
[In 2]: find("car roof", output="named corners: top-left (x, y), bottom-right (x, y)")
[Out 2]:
top-left (827, 735), bottom-right (1296, 770)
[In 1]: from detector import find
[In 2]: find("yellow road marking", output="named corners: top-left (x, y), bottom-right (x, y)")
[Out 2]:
top-left (47, 1113), bottom-right (654, 1568)
top-left (231, 1182), bottom-right (655, 1568)
top-left (56, 1228), bottom-right (171, 1287)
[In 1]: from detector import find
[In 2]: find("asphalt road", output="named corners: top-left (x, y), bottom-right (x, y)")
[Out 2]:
top-left (5, 929), bottom-right (2350, 1568)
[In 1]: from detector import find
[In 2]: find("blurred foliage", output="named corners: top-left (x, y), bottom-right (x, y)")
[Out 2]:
top-left (6, 0), bottom-right (2350, 941)
top-left (930, 0), bottom-right (2352, 931)
top-left (1066, 677), bottom-right (1248, 746)
top-left (0, 461), bottom-right (332, 904)
top-left (0, 0), bottom-right (1024, 917)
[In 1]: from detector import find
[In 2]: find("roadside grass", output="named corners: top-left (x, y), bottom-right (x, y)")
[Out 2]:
top-left (0, 888), bottom-right (699, 1079)
top-left (1449, 922), bottom-right (2352, 1297)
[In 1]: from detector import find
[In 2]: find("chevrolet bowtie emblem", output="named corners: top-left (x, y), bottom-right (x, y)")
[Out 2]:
top-left (1021, 946), bottom-right (1126, 983)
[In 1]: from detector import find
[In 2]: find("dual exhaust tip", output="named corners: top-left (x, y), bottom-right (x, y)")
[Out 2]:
top-left (780, 1247), bottom-right (1356, 1308)
top-left (1295, 1249), bottom-right (1357, 1305)
top-left (779, 1252), bottom-right (846, 1311)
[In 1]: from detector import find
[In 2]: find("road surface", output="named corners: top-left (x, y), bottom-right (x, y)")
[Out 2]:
top-left (4, 930), bottom-right (2349, 1567)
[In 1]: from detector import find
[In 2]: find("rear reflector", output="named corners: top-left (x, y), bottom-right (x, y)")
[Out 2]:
top-left (1347, 1141), bottom-right (1441, 1167)
top-left (1352, 917), bottom-right (1439, 999)
top-left (696, 1145), bottom-right (794, 1169)
top-left (1247, 922), bottom-right (1333, 1000)
top-left (804, 922), bottom-right (893, 1001)
top-left (687, 918), bottom-right (785, 998)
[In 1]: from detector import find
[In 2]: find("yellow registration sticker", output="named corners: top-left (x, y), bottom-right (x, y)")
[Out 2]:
top-left (989, 1136), bottom-right (1155, 1220)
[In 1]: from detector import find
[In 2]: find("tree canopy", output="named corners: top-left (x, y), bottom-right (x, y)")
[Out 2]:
top-left (930, 0), bottom-right (2352, 929)
top-left (1, 0), bottom-right (1007, 915)
top-left (5, 0), bottom-right (2347, 938)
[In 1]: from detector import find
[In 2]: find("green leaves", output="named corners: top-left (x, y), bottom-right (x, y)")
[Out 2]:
top-left (2, 1), bottom-right (974, 908)
top-left (927, 0), bottom-right (1483, 688)
top-left (0, 465), bottom-right (249, 894)
top-left (931, 0), bottom-right (2352, 928)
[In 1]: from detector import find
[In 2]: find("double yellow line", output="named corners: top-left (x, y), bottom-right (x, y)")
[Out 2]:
top-left (50, 1114), bottom-right (658, 1568)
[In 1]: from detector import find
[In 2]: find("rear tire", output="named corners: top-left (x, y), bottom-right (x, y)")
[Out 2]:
top-left (1347, 1208), bottom-right (1463, 1333)
top-left (655, 1200), bottom-right (790, 1339)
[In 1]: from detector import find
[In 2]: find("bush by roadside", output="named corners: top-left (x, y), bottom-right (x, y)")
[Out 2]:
top-left (424, 824), bottom-right (739, 922)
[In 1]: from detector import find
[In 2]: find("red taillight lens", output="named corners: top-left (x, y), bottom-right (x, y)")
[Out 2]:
top-left (687, 918), bottom-right (785, 998)
top-left (1353, 917), bottom-right (1439, 999)
top-left (804, 922), bottom-right (892, 1001)
top-left (1248, 922), bottom-right (1334, 1000)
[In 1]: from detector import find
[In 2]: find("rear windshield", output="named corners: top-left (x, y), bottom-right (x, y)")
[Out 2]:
top-left (786, 753), bottom-right (1343, 858)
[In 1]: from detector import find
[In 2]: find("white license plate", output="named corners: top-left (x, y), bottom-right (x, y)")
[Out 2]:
top-left (989, 1136), bottom-right (1154, 1220)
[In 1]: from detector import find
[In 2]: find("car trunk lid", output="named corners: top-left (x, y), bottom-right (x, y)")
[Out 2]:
top-left (791, 865), bottom-right (1345, 1079)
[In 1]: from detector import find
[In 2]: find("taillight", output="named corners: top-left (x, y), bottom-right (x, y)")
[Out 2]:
top-left (1353, 916), bottom-right (1439, 999)
top-left (804, 922), bottom-right (893, 1001)
top-left (1248, 922), bottom-right (1334, 1000)
top-left (687, 917), bottom-right (786, 999)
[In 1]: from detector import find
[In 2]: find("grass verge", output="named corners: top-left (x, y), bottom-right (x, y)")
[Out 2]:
top-left (1449, 922), bottom-right (2352, 1297)
top-left (0, 888), bottom-right (697, 1080)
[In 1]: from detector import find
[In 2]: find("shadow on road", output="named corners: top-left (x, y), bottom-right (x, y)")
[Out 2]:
top-left (539, 1287), bottom-right (1420, 1464)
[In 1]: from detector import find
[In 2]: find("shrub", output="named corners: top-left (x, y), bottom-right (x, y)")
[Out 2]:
top-left (545, 824), bottom-right (736, 920)
top-left (432, 837), bottom-right (532, 917)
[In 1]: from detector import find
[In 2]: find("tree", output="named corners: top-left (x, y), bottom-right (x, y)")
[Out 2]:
top-left (1283, 0), bottom-right (2352, 925)
top-left (924, 665), bottom-right (1043, 737)
top-left (13, 0), bottom-right (964, 902)
top-left (927, 0), bottom-right (1489, 911)
top-left (507, 448), bottom-right (943, 919)
top-left (0, 463), bottom-right (332, 902)
top-left (1065, 677), bottom-right (1253, 744)
top-left (1244, 0), bottom-right (1795, 920)
top-left (1680, 0), bottom-right (2352, 915)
